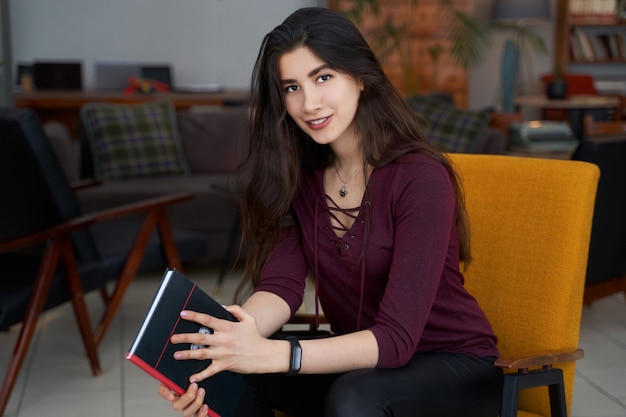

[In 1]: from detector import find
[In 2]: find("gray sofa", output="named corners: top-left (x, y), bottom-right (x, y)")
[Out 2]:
top-left (45, 106), bottom-right (248, 265)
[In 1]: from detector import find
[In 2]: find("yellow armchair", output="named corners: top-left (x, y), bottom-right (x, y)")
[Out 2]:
top-left (283, 154), bottom-right (599, 417)
top-left (451, 154), bottom-right (599, 417)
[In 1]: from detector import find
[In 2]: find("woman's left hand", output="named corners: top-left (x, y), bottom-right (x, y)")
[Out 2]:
top-left (171, 305), bottom-right (286, 382)
top-left (157, 383), bottom-right (210, 417)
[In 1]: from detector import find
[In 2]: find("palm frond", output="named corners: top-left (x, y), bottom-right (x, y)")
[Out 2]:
top-left (447, 10), bottom-right (492, 68)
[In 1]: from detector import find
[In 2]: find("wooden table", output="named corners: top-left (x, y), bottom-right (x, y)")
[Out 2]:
top-left (15, 89), bottom-right (250, 138)
top-left (514, 94), bottom-right (620, 139)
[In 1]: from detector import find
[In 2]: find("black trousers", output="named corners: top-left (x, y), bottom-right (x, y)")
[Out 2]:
top-left (234, 352), bottom-right (503, 417)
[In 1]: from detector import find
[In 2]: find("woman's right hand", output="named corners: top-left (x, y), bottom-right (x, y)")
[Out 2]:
top-left (157, 383), bottom-right (210, 417)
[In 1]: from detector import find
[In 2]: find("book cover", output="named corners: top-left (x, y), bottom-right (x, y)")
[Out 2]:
top-left (588, 32), bottom-right (608, 60)
top-left (575, 28), bottom-right (595, 61)
top-left (126, 268), bottom-right (244, 417)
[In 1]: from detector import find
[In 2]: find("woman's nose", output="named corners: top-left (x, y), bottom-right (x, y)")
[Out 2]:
top-left (302, 88), bottom-right (322, 113)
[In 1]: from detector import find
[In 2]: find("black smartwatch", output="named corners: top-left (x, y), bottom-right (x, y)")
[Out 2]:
top-left (286, 336), bottom-right (302, 376)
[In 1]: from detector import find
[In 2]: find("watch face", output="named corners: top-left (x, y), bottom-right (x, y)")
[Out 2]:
top-left (190, 326), bottom-right (212, 350)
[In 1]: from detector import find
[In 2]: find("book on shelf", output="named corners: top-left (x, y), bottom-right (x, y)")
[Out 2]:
top-left (570, 0), bottom-right (618, 23)
top-left (126, 268), bottom-right (245, 417)
top-left (573, 28), bottom-right (596, 60)
top-left (605, 34), bottom-right (621, 59)
top-left (570, 27), bottom-right (626, 61)
top-left (619, 32), bottom-right (626, 59)
top-left (570, 31), bottom-right (584, 61)
top-left (588, 32), bottom-right (609, 59)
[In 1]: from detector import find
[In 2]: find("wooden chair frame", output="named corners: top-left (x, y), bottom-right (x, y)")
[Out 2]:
top-left (0, 192), bottom-right (191, 416)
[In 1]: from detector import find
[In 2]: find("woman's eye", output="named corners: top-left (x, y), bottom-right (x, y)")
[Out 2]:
top-left (317, 74), bottom-right (332, 83)
top-left (285, 85), bottom-right (298, 93)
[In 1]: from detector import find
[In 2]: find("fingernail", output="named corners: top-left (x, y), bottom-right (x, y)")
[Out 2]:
top-left (190, 377), bottom-right (197, 383)
top-left (175, 353), bottom-right (183, 359)
top-left (201, 404), bottom-right (209, 413)
top-left (180, 311), bottom-right (188, 317)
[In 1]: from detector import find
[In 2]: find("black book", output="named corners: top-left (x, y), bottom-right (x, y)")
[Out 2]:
top-left (126, 268), bottom-right (244, 417)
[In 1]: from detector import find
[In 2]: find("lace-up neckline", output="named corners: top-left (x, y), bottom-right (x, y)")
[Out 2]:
top-left (325, 194), bottom-right (361, 238)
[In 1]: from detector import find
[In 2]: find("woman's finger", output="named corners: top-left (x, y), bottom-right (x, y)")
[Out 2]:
top-left (181, 387), bottom-right (207, 417)
top-left (171, 383), bottom-right (200, 413)
top-left (157, 384), bottom-right (177, 402)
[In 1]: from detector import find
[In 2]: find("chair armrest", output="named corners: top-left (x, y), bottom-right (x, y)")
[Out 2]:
top-left (496, 348), bottom-right (584, 371)
top-left (287, 313), bottom-right (329, 325)
top-left (80, 192), bottom-right (193, 223)
top-left (0, 192), bottom-right (194, 252)
top-left (283, 313), bottom-right (330, 333)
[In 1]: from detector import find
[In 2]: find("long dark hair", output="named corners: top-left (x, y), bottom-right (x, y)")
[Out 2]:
top-left (235, 7), bottom-right (470, 302)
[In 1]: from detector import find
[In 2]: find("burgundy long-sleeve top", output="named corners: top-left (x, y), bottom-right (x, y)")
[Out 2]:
top-left (254, 152), bottom-right (498, 368)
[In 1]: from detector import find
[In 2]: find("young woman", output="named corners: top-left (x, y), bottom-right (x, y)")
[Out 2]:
top-left (158, 7), bottom-right (503, 417)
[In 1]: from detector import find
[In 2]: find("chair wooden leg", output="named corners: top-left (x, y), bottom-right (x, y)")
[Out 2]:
top-left (93, 210), bottom-right (159, 346)
top-left (61, 239), bottom-right (102, 376)
top-left (99, 287), bottom-right (111, 304)
top-left (92, 208), bottom-right (184, 347)
top-left (0, 241), bottom-right (61, 416)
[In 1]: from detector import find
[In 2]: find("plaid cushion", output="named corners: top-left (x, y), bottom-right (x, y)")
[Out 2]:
top-left (81, 101), bottom-right (190, 180)
top-left (407, 95), bottom-right (491, 153)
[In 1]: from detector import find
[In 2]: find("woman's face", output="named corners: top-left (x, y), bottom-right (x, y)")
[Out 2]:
top-left (279, 46), bottom-right (362, 148)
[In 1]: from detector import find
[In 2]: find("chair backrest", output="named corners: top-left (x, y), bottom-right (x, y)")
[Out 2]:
top-left (449, 154), bottom-right (599, 417)
top-left (0, 108), bottom-right (99, 262)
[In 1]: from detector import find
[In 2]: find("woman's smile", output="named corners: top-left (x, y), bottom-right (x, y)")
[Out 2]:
top-left (307, 115), bottom-right (332, 130)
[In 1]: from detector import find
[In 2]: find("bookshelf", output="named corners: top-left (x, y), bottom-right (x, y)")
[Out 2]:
top-left (556, 0), bottom-right (626, 93)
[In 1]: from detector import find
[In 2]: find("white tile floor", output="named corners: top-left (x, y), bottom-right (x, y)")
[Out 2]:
top-left (1, 264), bottom-right (625, 417)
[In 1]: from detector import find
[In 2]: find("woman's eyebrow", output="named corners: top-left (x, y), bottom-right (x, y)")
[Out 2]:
top-left (280, 64), bottom-right (331, 85)
top-left (308, 64), bottom-right (331, 78)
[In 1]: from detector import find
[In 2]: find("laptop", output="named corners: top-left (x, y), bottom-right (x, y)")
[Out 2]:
top-left (141, 65), bottom-right (173, 89)
top-left (33, 61), bottom-right (83, 90)
top-left (95, 61), bottom-right (141, 91)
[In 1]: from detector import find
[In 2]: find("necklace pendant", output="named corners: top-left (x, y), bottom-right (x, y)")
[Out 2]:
top-left (339, 183), bottom-right (347, 197)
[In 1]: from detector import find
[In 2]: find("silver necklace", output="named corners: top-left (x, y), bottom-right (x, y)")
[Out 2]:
top-left (334, 165), bottom-right (361, 197)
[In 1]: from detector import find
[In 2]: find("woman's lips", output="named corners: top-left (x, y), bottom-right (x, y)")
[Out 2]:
top-left (307, 116), bottom-right (331, 130)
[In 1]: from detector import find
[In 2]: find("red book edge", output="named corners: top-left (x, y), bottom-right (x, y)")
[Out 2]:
top-left (125, 352), bottom-right (221, 417)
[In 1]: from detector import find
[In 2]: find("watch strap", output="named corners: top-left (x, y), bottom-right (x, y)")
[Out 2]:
top-left (286, 336), bottom-right (302, 376)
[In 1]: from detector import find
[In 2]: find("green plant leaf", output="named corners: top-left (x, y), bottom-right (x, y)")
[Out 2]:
top-left (448, 10), bottom-right (492, 69)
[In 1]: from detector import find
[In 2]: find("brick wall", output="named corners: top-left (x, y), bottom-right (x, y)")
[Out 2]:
top-left (329, 0), bottom-right (473, 108)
